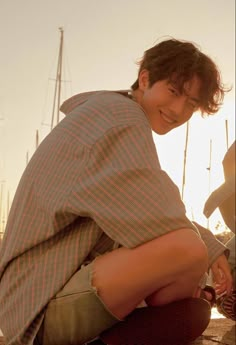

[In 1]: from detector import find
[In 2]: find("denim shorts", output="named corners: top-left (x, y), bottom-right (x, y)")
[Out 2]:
top-left (35, 261), bottom-right (121, 345)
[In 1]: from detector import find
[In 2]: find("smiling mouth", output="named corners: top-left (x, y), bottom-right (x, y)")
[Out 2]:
top-left (160, 111), bottom-right (176, 124)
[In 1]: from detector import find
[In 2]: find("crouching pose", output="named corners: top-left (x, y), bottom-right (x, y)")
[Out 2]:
top-left (0, 38), bottom-right (233, 345)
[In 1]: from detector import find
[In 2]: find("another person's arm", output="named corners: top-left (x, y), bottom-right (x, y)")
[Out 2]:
top-left (193, 222), bottom-right (232, 295)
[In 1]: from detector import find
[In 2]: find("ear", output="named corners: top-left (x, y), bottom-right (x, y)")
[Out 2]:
top-left (138, 69), bottom-right (149, 91)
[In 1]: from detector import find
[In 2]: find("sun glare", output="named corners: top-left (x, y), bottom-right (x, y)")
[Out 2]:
top-left (153, 98), bottom-right (235, 234)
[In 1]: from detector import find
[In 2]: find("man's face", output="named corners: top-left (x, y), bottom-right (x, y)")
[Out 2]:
top-left (138, 70), bottom-right (201, 134)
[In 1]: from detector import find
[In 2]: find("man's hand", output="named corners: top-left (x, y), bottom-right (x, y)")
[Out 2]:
top-left (210, 254), bottom-right (233, 296)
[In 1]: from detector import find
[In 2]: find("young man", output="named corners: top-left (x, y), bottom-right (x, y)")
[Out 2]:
top-left (204, 141), bottom-right (235, 321)
top-left (0, 38), bottom-right (233, 345)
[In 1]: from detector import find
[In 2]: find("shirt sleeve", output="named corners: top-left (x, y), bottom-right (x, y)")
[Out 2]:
top-left (193, 222), bottom-right (230, 267)
top-left (69, 123), bottom-right (199, 248)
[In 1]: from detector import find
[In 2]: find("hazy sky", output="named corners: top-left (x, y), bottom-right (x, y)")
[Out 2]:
top-left (0, 0), bottom-right (235, 231)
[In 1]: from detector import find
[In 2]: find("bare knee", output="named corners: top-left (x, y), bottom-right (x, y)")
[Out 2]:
top-left (92, 228), bottom-right (208, 318)
top-left (145, 230), bottom-right (209, 306)
top-left (163, 228), bottom-right (208, 272)
top-left (147, 228), bottom-right (209, 292)
top-left (181, 231), bottom-right (208, 275)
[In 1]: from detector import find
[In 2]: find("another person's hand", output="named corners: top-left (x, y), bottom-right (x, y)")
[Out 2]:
top-left (210, 254), bottom-right (233, 296)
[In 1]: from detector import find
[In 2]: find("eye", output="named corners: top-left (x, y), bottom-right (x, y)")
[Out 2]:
top-left (168, 87), bottom-right (178, 96)
top-left (188, 101), bottom-right (199, 110)
top-left (187, 104), bottom-right (198, 113)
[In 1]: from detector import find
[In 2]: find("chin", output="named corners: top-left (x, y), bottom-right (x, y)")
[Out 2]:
top-left (153, 127), bottom-right (173, 135)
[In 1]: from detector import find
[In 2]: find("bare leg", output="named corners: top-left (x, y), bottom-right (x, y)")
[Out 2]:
top-left (93, 228), bottom-right (208, 319)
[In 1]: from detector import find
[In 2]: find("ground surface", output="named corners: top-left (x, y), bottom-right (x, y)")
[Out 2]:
top-left (0, 318), bottom-right (235, 344)
top-left (191, 318), bottom-right (235, 345)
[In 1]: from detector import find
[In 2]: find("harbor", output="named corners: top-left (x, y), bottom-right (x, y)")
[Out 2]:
top-left (0, 2), bottom-right (235, 344)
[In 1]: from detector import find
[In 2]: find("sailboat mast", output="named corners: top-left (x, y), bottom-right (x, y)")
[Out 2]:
top-left (57, 28), bottom-right (63, 125)
top-left (26, 151), bottom-right (29, 166)
top-left (0, 180), bottom-right (5, 238)
top-left (36, 129), bottom-right (39, 150)
top-left (51, 27), bottom-right (64, 130)
top-left (225, 119), bottom-right (229, 150)
top-left (207, 139), bottom-right (212, 229)
top-left (7, 190), bottom-right (10, 219)
top-left (181, 121), bottom-right (189, 201)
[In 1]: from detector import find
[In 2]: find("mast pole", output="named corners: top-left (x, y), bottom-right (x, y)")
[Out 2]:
top-left (207, 139), bottom-right (212, 229)
top-left (0, 180), bottom-right (5, 237)
top-left (36, 129), bottom-right (39, 150)
top-left (56, 27), bottom-right (63, 125)
top-left (26, 151), bottom-right (29, 166)
top-left (225, 119), bottom-right (229, 151)
top-left (0, 181), bottom-right (3, 236)
top-left (7, 190), bottom-right (10, 219)
top-left (51, 27), bottom-right (64, 130)
top-left (181, 121), bottom-right (189, 201)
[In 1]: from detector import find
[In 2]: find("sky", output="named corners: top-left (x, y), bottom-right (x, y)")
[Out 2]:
top-left (0, 0), bottom-right (235, 234)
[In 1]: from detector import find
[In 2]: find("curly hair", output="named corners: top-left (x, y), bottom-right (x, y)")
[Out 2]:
top-left (131, 39), bottom-right (230, 115)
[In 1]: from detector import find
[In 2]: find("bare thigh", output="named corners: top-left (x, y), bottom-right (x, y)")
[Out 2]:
top-left (93, 228), bottom-right (208, 319)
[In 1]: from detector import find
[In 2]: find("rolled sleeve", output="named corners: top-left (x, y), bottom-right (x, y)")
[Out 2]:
top-left (193, 222), bottom-right (230, 267)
